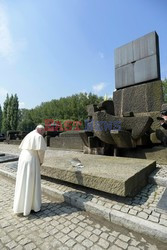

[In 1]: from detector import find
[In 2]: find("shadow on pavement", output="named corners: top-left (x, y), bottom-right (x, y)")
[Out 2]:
top-left (27, 191), bottom-right (93, 219)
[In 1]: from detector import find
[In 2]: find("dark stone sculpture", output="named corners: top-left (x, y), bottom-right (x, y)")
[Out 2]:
top-left (80, 31), bottom-right (166, 155)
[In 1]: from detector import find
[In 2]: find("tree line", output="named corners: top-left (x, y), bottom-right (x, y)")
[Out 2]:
top-left (0, 92), bottom-right (103, 133)
top-left (1, 79), bottom-right (167, 134)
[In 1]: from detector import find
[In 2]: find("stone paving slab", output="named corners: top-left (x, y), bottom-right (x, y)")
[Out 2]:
top-left (0, 144), bottom-right (167, 243)
top-left (1, 160), bottom-right (167, 244)
top-left (1, 175), bottom-right (166, 250)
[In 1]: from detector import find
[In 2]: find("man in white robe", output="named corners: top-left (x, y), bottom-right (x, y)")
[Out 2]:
top-left (13, 125), bottom-right (47, 216)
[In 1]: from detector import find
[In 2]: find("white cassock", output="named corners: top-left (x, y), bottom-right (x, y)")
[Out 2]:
top-left (13, 130), bottom-right (47, 216)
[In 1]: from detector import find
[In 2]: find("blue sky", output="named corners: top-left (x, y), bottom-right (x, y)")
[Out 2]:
top-left (0, 0), bottom-right (167, 109)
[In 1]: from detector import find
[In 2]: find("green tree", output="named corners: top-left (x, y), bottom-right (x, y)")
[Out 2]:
top-left (24, 92), bottom-right (102, 126)
top-left (16, 92), bottom-right (103, 131)
top-left (162, 78), bottom-right (167, 103)
top-left (11, 94), bottom-right (19, 130)
top-left (2, 94), bottom-right (19, 133)
top-left (2, 94), bottom-right (10, 133)
top-left (7, 94), bottom-right (13, 130)
top-left (18, 109), bottom-right (36, 132)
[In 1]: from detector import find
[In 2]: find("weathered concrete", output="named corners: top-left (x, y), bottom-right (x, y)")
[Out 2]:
top-left (79, 131), bottom-right (94, 147)
top-left (150, 132), bottom-right (161, 144)
top-left (97, 100), bottom-right (115, 115)
top-left (113, 81), bottom-right (163, 116)
top-left (92, 111), bottom-right (153, 145)
top-left (120, 146), bottom-right (167, 164)
top-left (41, 153), bottom-right (156, 197)
top-left (86, 104), bottom-right (98, 117)
top-left (161, 103), bottom-right (167, 112)
top-left (110, 130), bottom-right (135, 148)
top-left (49, 131), bottom-right (84, 150)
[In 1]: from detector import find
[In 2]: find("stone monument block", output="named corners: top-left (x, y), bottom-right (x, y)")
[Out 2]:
top-left (161, 103), bottom-right (167, 112)
top-left (41, 152), bottom-right (156, 197)
top-left (79, 131), bottom-right (93, 147)
top-left (92, 111), bottom-right (153, 145)
top-left (87, 104), bottom-right (98, 117)
top-left (110, 130), bottom-right (135, 148)
top-left (50, 131), bottom-right (84, 150)
top-left (113, 81), bottom-right (163, 116)
top-left (97, 100), bottom-right (115, 115)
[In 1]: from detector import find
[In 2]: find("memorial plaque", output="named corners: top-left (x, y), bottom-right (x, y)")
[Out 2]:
top-left (133, 32), bottom-right (156, 61)
top-left (134, 55), bottom-right (159, 83)
top-left (115, 42), bottom-right (133, 68)
top-left (115, 64), bottom-right (134, 88)
top-left (115, 31), bottom-right (160, 89)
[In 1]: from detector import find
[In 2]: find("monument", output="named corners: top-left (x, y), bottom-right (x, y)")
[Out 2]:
top-left (80, 31), bottom-right (167, 163)
top-left (39, 31), bottom-right (162, 198)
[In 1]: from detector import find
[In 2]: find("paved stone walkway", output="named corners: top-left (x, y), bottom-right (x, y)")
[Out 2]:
top-left (0, 144), bottom-right (167, 247)
top-left (0, 175), bottom-right (166, 250)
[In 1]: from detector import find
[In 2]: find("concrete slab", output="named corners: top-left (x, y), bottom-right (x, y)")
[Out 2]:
top-left (0, 153), bottom-right (18, 163)
top-left (41, 153), bottom-right (156, 197)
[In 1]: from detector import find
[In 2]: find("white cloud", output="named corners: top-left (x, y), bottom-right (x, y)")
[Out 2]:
top-left (93, 82), bottom-right (105, 93)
